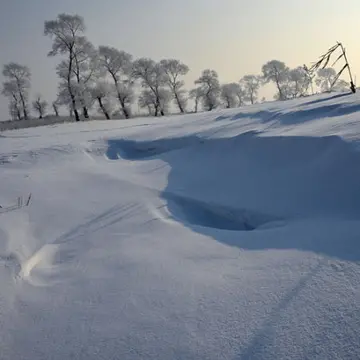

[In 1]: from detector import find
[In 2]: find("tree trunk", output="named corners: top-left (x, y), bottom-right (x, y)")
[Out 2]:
top-left (12, 94), bottom-right (21, 120)
top-left (118, 95), bottom-right (130, 119)
top-left (70, 96), bottom-right (80, 122)
top-left (122, 106), bottom-right (130, 119)
top-left (67, 52), bottom-right (80, 122)
top-left (38, 105), bottom-right (43, 119)
top-left (194, 99), bottom-right (198, 113)
top-left (97, 97), bottom-right (110, 120)
top-left (175, 93), bottom-right (184, 113)
top-left (250, 92), bottom-right (254, 104)
top-left (82, 106), bottom-right (89, 119)
top-left (155, 95), bottom-right (164, 116)
top-left (208, 96), bottom-right (214, 111)
top-left (275, 77), bottom-right (284, 100)
top-left (16, 81), bottom-right (28, 120)
top-left (113, 78), bottom-right (130, 119)
top-left (53, 104), bottom-right (59, 117)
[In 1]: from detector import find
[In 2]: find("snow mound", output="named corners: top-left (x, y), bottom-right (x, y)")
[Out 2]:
top-left (2, 92), bottom-right (360, 359)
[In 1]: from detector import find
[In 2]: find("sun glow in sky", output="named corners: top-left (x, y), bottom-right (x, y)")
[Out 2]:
top-left (0, 0), bottom-right (359, 119)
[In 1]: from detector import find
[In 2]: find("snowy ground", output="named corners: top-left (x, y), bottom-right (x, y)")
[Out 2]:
top-left (1, 92), bottom-right (360, 359)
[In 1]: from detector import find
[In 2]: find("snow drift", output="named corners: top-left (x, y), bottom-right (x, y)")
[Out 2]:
top-left (1, 92), bottom-right (360, 359)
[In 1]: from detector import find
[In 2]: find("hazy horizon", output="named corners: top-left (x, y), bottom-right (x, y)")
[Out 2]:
top-left (1, 0), bottom-right (359, 120)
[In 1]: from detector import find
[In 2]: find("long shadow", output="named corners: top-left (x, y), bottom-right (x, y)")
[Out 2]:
top-left (104, 131), bottom-right (360, 262)
top-left (301, 92), bottom-right (351, 106)
top-left (278, 103), bottom-right (360, 125)
top-left (236, 260), bottom-right (324, 359)
top-left (218, 96), bottom-right (360, 126)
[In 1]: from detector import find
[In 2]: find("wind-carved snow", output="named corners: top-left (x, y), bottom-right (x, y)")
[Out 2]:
top-left (163, 193), bottom-right (282, 231)
top-left (104, 136), bottom-right (202, 160)
top-left (1, 92), bottom-right (360, 360)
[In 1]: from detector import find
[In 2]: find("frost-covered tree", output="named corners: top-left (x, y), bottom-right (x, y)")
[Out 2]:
top-left (2, 63), bottom-right (31, 120)
top-left (44, 13), bottom-right (87, 121)
top-left (315, 68), bottom-right (341, 92)
top-left (32, 95), bottom-right (48, 119)
top-left (160, 59), bottom-right (189, 113)
top-left (138, 88), bottom-right (171, 116)
top-left (98, 46), bottom-right (134, 118)
top-left (221, 83), bottom-right (239, 108)
top-left (158, 88), bottom-right (172, 114)
top-left (54, 40), bottom-right (97, 119)
top-left (235, 84), bottom-right (247, 106)
top-left (70, 37), bottom-right (98, 118)
top-left (138, 89), bottom-right (156, 116)
top-left (195, 69), bottom-right (220, 111)
top-left (9, 100), bottom-right (21, 121)
top-left (2, 81), bottom-right (21, 120)
top-left (262, 60), bottom-right (289, 101)
top-left (52, 101), bottom-right (60, 116)
top-left (90, 81), bottom-right (113, 119)
top-left (133, 58), bottom-right (167, 116)
top-left (56, 81), bottom-right (84, 119)
top-left (284, 67), bottom-right (311, 98)
top-left (189, 87), bottom-right (204, 113)
top-left (332, 79), bottom-right (350, 92)
top-left (240, 75), bottom-right (261, 104)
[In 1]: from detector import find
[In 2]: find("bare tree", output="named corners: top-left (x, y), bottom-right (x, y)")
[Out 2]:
top-left (32, 95), bottom-right (48, 119)
top-left (2, 63), bottom-right (31, 120)
top-left (262, 60), bottom-right (289, 101)
top-left (98, 46), bottom-right (134, 119)
top-left (160, 59), bottom-right (189, 113)
top-left (189, 87), bottom-right (203, 113)
top-left (240, 75), bottom-right (261, 104)
top-left (221, 83), bottom-right (239, 108)
top-left (44, 13), bottom-right (86, 122)
top-left (195, 69), bottom-right (220, 111)
top-left (133, 58), bottom-right (167, 116)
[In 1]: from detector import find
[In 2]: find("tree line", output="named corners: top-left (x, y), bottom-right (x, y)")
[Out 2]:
top-left (1, 13), bottom-right (351, 122)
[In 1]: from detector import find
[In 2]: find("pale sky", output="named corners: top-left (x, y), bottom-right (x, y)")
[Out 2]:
top-left (0, 0), bottom-right (359, 119)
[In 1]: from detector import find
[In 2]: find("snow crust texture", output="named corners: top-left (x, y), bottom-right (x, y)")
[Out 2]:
top-left (1, 92), bottom-right (360, 359)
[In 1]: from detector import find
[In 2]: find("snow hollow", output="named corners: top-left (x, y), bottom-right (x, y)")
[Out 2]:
top-left (1, 92), bottom-right (360, 360)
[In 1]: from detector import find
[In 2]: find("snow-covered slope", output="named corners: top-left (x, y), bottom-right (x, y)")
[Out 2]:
top-left (1, 92), bottom-right (360, 359)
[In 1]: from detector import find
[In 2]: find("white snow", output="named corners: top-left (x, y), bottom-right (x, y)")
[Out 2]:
top-left (1, 92), bottom-right (360, 359)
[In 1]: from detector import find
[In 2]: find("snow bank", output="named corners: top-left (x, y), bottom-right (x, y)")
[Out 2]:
top-left (1, 92), bottom-right (360, 359)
